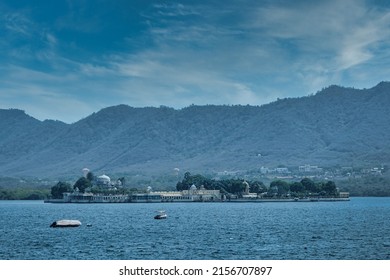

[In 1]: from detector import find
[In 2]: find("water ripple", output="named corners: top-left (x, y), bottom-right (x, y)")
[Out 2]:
top-left (0, 198), bottom-right (389, 259)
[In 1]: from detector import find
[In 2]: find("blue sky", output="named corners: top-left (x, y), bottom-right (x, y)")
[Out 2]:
top-left (1, 0), bottom-right (390, 123)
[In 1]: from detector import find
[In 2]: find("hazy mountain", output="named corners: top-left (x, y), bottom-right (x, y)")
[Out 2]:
top-left (1, 82), bottom-right (390, 178)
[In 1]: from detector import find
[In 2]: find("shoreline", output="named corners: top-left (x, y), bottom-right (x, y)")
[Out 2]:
top-left (44, 196), bottom-right (350, 204)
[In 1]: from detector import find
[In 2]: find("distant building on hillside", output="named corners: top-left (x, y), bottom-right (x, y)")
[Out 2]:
top-left (260, 166), bottom-right (269, 174)
top-left (275, 167), bottom-right (290, 174)
top-left (299, 164), bottom-right (323, 173)
top-left (260, 166), bottom-right (290, 175)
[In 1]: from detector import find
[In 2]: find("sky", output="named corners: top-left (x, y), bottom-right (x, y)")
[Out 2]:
top-left (1, 0), bottom-right (390, 123)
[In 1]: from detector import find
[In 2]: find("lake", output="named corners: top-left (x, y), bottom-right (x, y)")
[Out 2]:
top-left (0, 197), bottom-right (389, 260)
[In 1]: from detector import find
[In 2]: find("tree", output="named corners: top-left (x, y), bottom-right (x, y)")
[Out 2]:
top-left (176, 181), bottom-right (185, 191)
top-left (249, 181), bottom-right (267, 193)
top-left (270, 180), bottom-right (290, 196)
top-left (51, 181), bottom-right (72, 199)
top-left (301, 178), bottom-right (316, 192)
top-left (86, 171), bottom-right (95, 182)
top-left (176, 172), bottom-right (212, 191)
top-left (323, 181), bottom-right (337, 196)
top-left (231, 179), bottom-right (246, 194)
top-left (73, 177), bottom-right (92, 193)
top-left (290, 181), bottom-right (304, 193)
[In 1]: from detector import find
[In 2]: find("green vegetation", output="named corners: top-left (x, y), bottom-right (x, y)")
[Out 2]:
top-left (0, 187), bottom-right (50, 200)
top-left (176, 172), bottom-right (339, 198)
top-left (50, 181), bottom-right (72, 199)
top-left (73, 177), bottom-right (92, 193)
top-left (337, 175), bottom-right (390, 196)
top-left (68, 172), bottom-right (103, 194)
top-left (1, 170), bottom-right (390, 200)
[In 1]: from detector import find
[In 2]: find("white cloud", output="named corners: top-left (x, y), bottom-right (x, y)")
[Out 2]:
top-left (3, 12), bottom-right (32, 36)
top-left (0, 64), bottom-right (118, 123)
top-left (45, 33), bottom-right (58, 47)
top-left (337, 11), bottom-right (390, 70)
top-left (246, 0), bottom-right (390, 91)
top-left (152, 3), bottom-right (201, 17)
top-left (1, 0), bottom-right (390, 123)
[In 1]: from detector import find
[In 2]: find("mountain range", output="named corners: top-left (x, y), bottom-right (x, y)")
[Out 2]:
top-left (1, 82), bottom-right (390, 179)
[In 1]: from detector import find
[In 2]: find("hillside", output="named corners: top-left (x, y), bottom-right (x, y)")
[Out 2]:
top-left (1, 82), bottom-right (390, 179)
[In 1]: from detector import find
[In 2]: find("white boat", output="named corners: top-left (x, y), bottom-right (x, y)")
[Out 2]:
top-left (154, 210), bottom-right (167, 219)
top-left (50, 219), bottom-right (81, 228)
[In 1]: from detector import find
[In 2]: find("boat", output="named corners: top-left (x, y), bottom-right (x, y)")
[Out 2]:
top-left (154, 210), bottom-right (167, 219)
top-left (50, 219), bottom-right (82, 228)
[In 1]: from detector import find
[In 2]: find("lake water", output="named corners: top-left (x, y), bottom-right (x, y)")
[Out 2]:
top-left (0, 198), bottom-right (389, 260)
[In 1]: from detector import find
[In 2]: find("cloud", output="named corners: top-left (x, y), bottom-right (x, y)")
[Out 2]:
top-left (245, 0), bottom-right (390, 90)
top-left (152, 3), bottom-right (201, 17)
top-left (1, 0), bottom-right (390, 123)
top-left (2, 12), bottom-right (32, 36)
top-left (106, 46), bottom-right (276, 110)
top-left (0, 63), bottom-right (119, 122)
top-left (337, 11), bottom-right (390, 70)
top-left (45, 33), bottom-right (57, 47)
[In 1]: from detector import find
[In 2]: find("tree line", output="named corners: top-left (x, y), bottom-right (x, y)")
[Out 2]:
top-left (0, 187), bottom-right (49, 200)
top-left (176, 172), bottom-right (338, 197)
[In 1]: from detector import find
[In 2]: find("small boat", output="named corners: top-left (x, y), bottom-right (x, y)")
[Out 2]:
top-left (154, 210), bottom-right (167, 220)
top-left (50, 219), bottom-right (81, 228)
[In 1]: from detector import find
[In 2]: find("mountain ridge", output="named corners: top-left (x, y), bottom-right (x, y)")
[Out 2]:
top-left (1, 82), bottom-right (390, 178)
